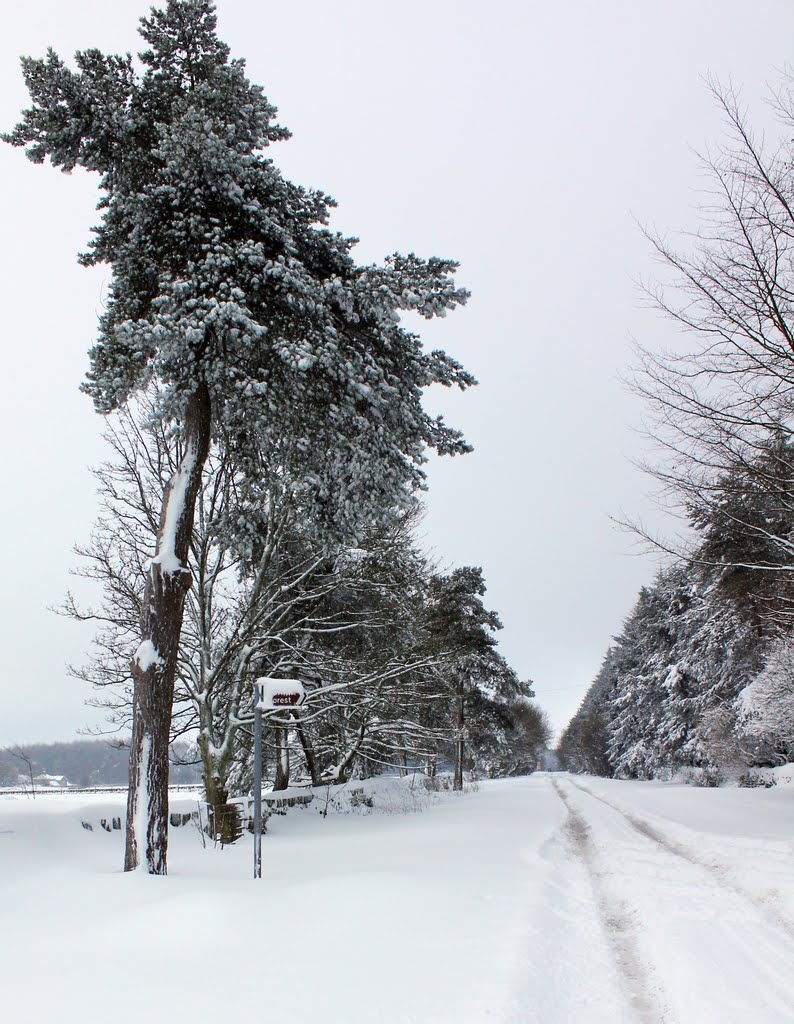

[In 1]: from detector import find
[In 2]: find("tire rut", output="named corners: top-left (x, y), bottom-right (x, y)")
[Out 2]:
top-left (567, 777), bottom-right (794, 943)
top-left (551, 779), bottom-right (671, 1024)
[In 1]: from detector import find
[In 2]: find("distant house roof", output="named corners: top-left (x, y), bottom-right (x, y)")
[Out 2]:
top-left (34, 773), bottom-right (69, 787)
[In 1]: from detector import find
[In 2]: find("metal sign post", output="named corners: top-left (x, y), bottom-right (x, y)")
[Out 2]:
top-left (252, 677), bottom-right (307, 880)
top-left (253, 701), bottom-right (262, 879)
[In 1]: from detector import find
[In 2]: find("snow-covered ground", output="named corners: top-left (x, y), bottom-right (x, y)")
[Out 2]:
top-left (2, 773), bottom-right (793, 1023)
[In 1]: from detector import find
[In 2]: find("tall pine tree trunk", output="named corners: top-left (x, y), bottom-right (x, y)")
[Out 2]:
top-left (125, 382), bottom-right (212, 873)
top-left (453, 680), bottom-right (464, 792)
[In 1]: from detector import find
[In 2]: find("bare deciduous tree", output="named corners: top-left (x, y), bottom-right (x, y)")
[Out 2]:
top-left (629, 75), bottom-right (794, 637)
top-left (2, 746), bottom-right (37, 797)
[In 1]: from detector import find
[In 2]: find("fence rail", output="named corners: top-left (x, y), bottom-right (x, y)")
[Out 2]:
top-left (0, 783), bottom-right (202, 797)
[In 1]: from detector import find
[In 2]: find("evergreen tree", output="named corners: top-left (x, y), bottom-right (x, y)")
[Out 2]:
top-left (6, 0), bottom-right (472, 872)
top-left (421, 567), bottom-right (533, 788)
top-left (560, 558), bottom-right (767, 782)
top-left (736, 640), bottom-right (794, 764)
top-left (557, 648), bottom-right (616, 776)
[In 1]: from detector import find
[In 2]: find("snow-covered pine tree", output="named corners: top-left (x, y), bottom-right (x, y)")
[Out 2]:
top-left (736, 640), bottom-right (794, 764)
top-left (557, 648), bottom-right (617, 776)
top-left (563, 556), bottom-right (766, 782)
top-left (605, 569), bottom-right (726, 780)
top-left (420, 567), bottom-right (534, 789)
top-left (604, 579), bottom-right (670, 779)
top-left (6, 0), bottom-right (473, 873)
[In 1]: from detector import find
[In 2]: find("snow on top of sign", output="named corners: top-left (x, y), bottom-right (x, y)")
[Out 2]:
top-left (255, 677), bottom-right (306, 709)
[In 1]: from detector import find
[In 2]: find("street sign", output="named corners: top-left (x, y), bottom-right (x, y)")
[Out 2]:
top-left (254, 677), bottom-right (306, 710)
top-left (251, 677), bottom-right (307, 880)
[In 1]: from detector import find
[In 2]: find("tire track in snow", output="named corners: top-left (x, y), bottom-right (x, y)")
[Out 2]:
top-left (567, 777), bottom-right (794, 943)
top-left (551, 779), bottom-right (671, 1024)
top-left (560, 778), bottom-right (794, 1023)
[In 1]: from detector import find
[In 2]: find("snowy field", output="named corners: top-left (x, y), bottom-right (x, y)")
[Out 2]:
top-left (2, 773), bottom-right (793, 1024)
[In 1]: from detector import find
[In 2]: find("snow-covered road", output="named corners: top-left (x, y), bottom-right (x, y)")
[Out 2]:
top-left (547, 776), bottom-right (794, 1023)
top-left (1, 774), bottom-right (792, 1023)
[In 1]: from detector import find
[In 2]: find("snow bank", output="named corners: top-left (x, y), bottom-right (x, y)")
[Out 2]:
top-left (2, 775), bottom-right (792, 1023)
top-left (740, 763), bottom-right (794, 788)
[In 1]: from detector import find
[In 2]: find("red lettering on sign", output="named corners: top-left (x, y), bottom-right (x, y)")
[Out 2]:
top-left (272, 694), bottom-right (300, 706)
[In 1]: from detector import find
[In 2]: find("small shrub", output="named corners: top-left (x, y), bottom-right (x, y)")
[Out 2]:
top-left (738, 772), bottom-right (777, 789)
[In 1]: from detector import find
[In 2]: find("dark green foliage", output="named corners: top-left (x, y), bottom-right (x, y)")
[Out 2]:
top-left (559, 558), bottom-right (768, 781)
top-left (5, 0), bottom-right (476, 872)
top-left (557, 650), bottom-right (615, 776)
top-left (5, 0), bottom-right (474, 541)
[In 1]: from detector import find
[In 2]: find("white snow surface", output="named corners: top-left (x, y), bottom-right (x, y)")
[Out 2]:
top-left (1, 773), bottom-right (793, 1023)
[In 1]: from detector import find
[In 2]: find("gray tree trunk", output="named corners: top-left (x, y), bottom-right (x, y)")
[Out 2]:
top-left (453, 682), bottom-right (465, 792)
top-left (125, 382), bottom-right (212, 873)
top-left (273, 726), bottom-right (290, 791)
top-left (295, 717), bottom-right (322, 786)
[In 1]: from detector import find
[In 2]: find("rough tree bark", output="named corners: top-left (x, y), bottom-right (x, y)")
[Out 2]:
top-left (273, 725), bottom-right (290, 791)
top-left (453, 678), bottom-right (465, 792)
top-left (125, 382), bottom-right (212, 873)
top-left (295, 716), bottom-right (322, 786)
top-left (202, 767), bottom-right (242, 846)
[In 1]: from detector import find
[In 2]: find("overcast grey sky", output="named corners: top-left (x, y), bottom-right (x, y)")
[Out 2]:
top-left (2, 0), bottom-right (793, 746)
